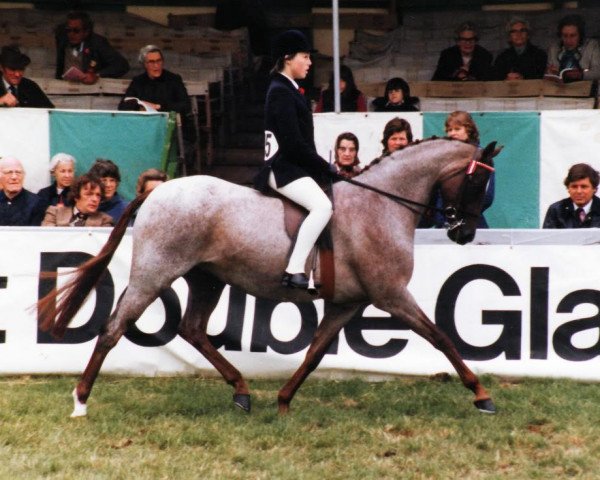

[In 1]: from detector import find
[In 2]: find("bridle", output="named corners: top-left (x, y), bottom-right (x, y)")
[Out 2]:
top-left (338, 147), bottom-right (495, 231)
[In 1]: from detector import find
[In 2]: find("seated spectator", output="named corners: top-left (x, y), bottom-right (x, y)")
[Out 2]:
top-left (37, 153), bottom-right (76, 209)
top-left (118, 45), bottom-right (191, 116)
top-left (118, 45), bottom-right (195, 168)
top-left (88, 158), bottom-right (129, 222)
top-left (0, 156), bottom-right (46, 226)
top-left (545, 14), bottom-right (600, 82)
top-left (432, 21), bottom-right (493, 81)
top-left (420, 111), bottom-right (494, 229)
top-left (136, 168), bottom-right (167, 196)
top-left (55, 11), bottom-right (129, 84)
top-left (334, 132), bottom-right (361, 179)
top-left (371, 77), bottom-right (419, 112)
top-left (543, 163), bottom-right (600, 228)
top-left (314, 65), bottom-right (367, 113)
top-left (379, 117), bottom-right (413, 157)
top-left (493, 17), bottom-right (547, 80)
top-left (42, 174), bottom-right (114, 227)
top-left (0, 46), bottom-right (54, 108)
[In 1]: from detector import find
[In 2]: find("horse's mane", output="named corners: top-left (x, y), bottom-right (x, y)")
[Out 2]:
top-left (357, 136), bottom-right (450, 175)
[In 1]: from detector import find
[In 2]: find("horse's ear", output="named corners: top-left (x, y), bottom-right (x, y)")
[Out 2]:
top-left (482, 141), bottom-right (502, 162)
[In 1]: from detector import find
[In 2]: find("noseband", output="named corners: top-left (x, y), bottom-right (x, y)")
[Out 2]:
top-left (443, 150), bottom-right (495, 231)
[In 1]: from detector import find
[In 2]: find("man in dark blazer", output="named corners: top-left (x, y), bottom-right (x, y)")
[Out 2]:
top-left (0, 46), bottom-right (54, 109)
top-left (55, 11), bottom-right (129, 84)
top-left (432, 21), bottom-right (493, 81)
top-left (543, 163), bottom-right (600, 228)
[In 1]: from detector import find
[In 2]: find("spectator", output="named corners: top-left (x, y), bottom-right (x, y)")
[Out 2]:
top-left (371, 77), bottom-right (419, 112)
top-left (314, 65), bottom-right (367, 112)
top-left (334, 132), bottom-right (361, 179)
top-left (118, 45), bottom-right (191, 116)
top-left (545, 14), bottom-right (600, 82)
top-left (55, 11), bottom-right (129, 84)
top-left (493, 17), bottom-right (547, 80)
top-left (543, 163), bottom-right (600, 228)
top-left (0, 46), bottom-right (54, 108)
top-left (37, 153), bottom-right (76, 209)
top-left (88, 158), bottom-right (129, 222)
top-left (42, 174), bottom-right (114, 227)
top-left (420, 111), bottom-right (494, 229)
top-left (379, 117), bottom-right (413, 157)
top-left (0, 156), bottom-right (46, 226)
top-left (432, 21), bottom-right (493, 81)
top-left (136, 168), bottom-right (167, 196)
top-left (118, 45), bottom-right (195, 168)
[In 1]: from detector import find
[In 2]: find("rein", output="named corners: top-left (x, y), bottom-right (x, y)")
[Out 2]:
top-left (337, 154), bottom-right (494, 220)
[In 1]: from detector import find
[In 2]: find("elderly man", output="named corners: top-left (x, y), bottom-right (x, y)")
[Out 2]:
top-left (37, 152), bottom-right (76, 209)
top-left (42, 174), bottom-right (113, 227)
top-left (546, 14), bottom-right (600, 82)
top-left (543, 163), bottom-right (600, 228)
top-left (432, 21), bottom-right (493, 81)
top-left (493, 17), bottom-right (547, 80)
top-left (55, 10), bottom-right (129, 84)
top-left (0, 46), bottom-right (54, 108)
top-left (0, 157), bottom-right (46, 226)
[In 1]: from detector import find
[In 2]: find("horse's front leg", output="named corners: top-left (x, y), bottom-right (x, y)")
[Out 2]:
top-left (72, 287), bottom-right (155, 417)
top-left (381, 293), bottom-right (496, 414)
top-left (278, 302), bottom-right (361, 414)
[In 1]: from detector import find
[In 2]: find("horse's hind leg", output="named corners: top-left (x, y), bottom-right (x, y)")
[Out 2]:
top-left (178, 268), bottom-right (251, 412)
top-left (384, 296), bottom-right (496, 414)
top-left (72, 285), bottom-right (159, 417)
top-left (278, 302), bottom-right (361, 414)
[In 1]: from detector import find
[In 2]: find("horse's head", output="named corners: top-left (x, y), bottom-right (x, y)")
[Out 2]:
top-left (440, 141), bottom-right (500, 245)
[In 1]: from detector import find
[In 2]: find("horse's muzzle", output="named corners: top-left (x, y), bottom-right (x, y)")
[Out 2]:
top-left (446, 222), bottom-right (475, 245)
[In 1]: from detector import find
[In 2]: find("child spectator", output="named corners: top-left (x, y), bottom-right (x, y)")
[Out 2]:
top-left (371, 77), bottom-right (419, 112)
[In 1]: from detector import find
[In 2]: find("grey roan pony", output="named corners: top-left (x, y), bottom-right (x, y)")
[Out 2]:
top-left (38, 138), bottom-right (500, 417)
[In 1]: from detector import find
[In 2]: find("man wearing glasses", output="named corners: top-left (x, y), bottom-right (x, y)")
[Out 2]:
top-left (55, 11), bottom-right (129, 84)
top-left (493, 17), bottom-right (547, 80)
top-left (0, 157), bottom-right (46, 226)
top-left (432, 21), bottom-right (493, 81)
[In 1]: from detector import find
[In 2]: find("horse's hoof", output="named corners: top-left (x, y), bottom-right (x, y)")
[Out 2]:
top-left (474, 398), bottom-right (496, 414)
top-left (71, 388), bottom-right (87, 417)
top-left (233, 393), bottom-right (251, 413)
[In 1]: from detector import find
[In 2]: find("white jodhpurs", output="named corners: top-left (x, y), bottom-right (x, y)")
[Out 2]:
top-left (269, 172), bottom-right (333, 274)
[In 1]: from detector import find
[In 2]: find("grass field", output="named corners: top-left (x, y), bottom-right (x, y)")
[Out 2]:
top-left (0, 374), bottom-right (599, 479)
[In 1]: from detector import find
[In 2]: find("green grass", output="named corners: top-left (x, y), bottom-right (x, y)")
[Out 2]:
top-left (0, 374), bottom-right (599, 479)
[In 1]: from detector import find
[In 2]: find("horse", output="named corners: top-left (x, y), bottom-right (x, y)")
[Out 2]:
top-left (38, 137), bottom-right (500, 417)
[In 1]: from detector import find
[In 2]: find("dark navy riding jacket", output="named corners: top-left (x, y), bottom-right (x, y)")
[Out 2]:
top-left (543, 196), bottom-right (600, 228)
top-left (254, 73), bottom-right (330, 192)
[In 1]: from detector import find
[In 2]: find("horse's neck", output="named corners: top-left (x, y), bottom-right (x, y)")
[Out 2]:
top-left (359, 147), bottom-right (447, 204)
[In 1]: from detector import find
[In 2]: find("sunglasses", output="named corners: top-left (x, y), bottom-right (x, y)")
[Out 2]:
top-left (457, 36), bottom-right (477, 43)
top-left (65, 27), bottom-right (83, 33)
top-left (510, 28), bottom-right (528, 34)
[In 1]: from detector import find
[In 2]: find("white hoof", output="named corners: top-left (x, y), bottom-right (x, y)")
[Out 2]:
top-left (71, 388), bottom-right (87, 417)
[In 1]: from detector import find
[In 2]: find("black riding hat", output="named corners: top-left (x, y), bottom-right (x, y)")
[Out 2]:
top-left (272, 30), bottom-right (317, 59)
top-left (0, 45), bottom-right (30, 70)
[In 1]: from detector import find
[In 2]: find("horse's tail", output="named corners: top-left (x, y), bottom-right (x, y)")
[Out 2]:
top-left (37, 191), bottom-right (151, 338)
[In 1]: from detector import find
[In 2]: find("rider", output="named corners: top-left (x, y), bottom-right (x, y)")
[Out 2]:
top-left (254, 30), bottom-right (334, 290)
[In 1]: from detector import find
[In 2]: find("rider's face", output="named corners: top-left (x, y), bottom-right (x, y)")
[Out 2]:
top-left (286, 52), bottom-right (312, 80)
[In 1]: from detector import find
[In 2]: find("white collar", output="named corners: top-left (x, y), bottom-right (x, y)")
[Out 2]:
top-left (573, 200), bottom-right (592, 214)
top-left (279, 72), bottom-right (300, 90)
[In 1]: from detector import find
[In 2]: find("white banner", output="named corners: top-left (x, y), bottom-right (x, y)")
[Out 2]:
top-left (0, 108), bottom-right (50, 193)
top-left (539, 110), bottom-right (600, 226)
top-left (313, 112), bottom-right (424, 167)
top-left (4, 228), bottom-right (600, 380)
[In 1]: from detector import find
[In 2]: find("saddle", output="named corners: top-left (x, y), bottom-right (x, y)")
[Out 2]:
top-left (275, 195), bottom-right (335, 299)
